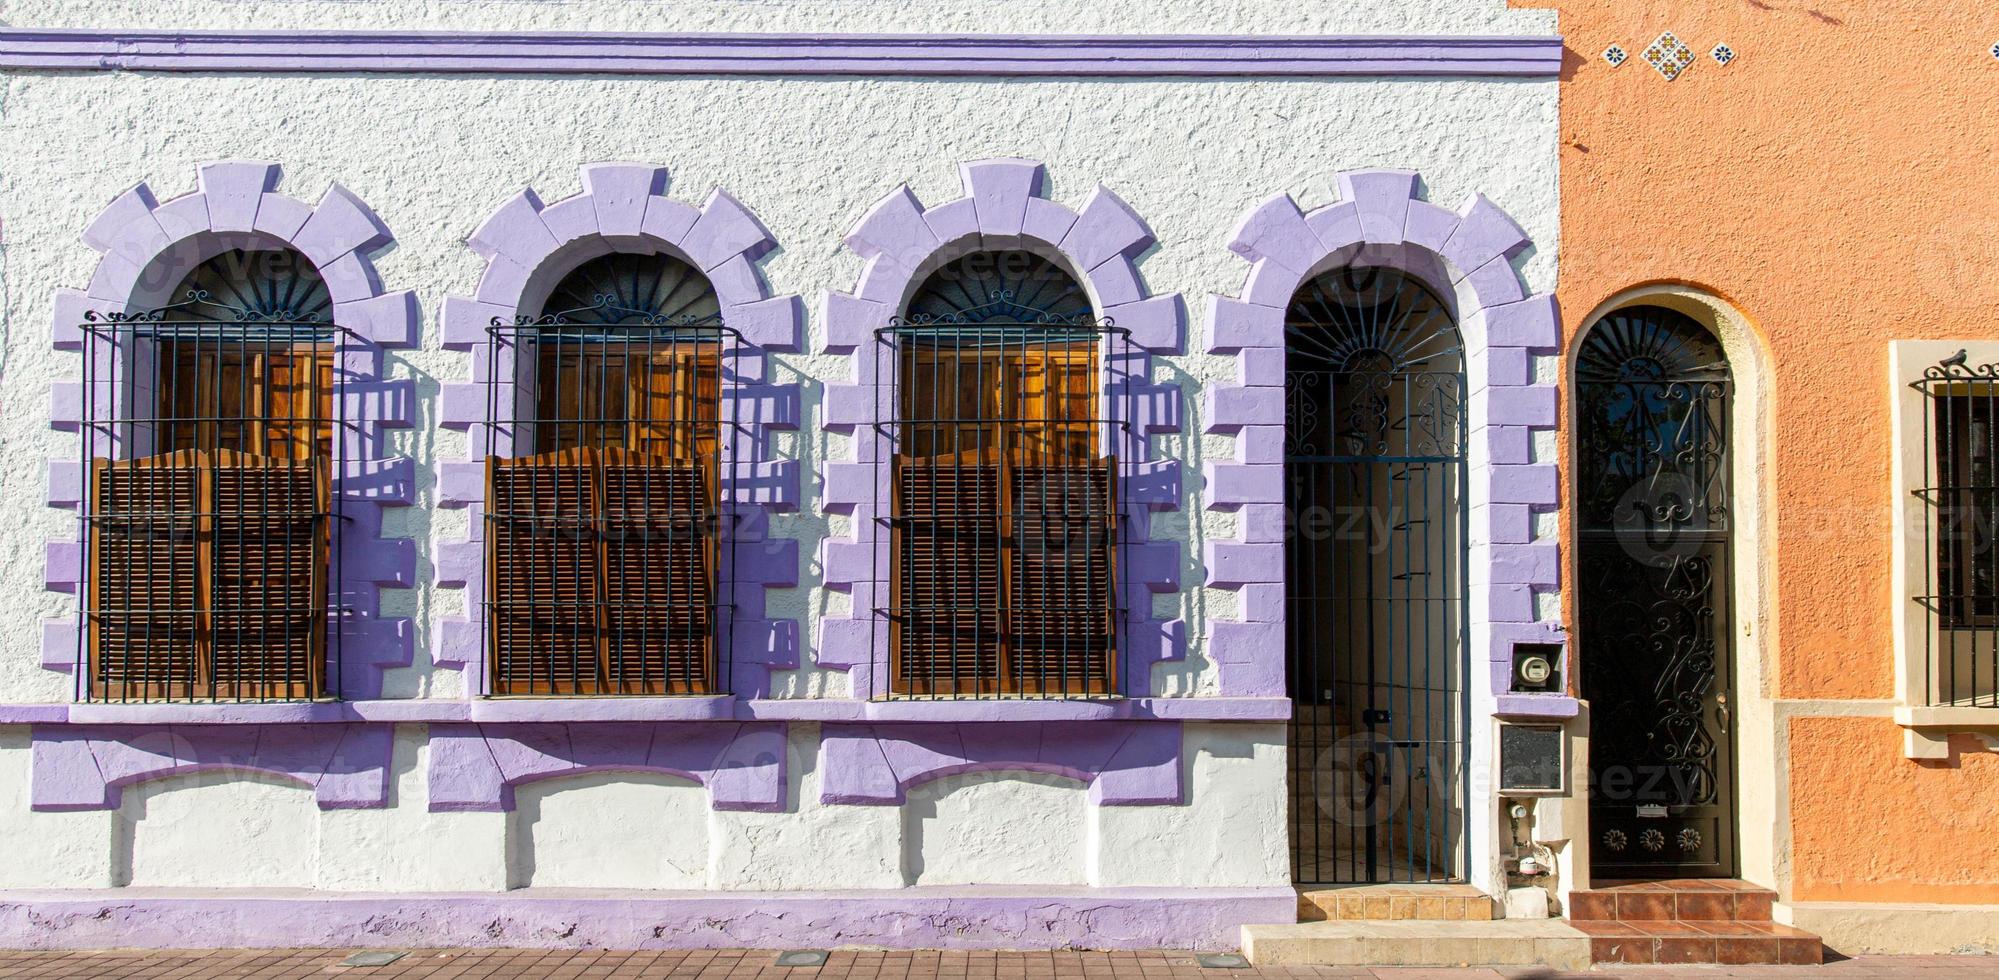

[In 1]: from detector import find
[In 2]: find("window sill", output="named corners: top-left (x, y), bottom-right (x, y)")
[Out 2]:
top-left (11, 695), bottom-right (1294, 727)
top-left (1894, 705), bottom-right (1999, 759)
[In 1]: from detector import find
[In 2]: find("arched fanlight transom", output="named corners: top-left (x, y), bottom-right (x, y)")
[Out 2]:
top-left (537, 251), bottom-right (721, 328)
top-left (1577, 305), bottom-right (1730, 384)
top-left (1284, 265), bottom-right (1461, 376)
top-left (159, 248), bottom-right (332, 325)
top-left (901, 250), bottom-right (1094, 329)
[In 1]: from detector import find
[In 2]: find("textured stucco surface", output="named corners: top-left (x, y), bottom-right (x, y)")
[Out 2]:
top-left (0, 0), bottom-right (1557, 915)
top-left (0, 0), bottom-right (1554, 35)
top-left (1527, 0), bottom-right (1999, 911)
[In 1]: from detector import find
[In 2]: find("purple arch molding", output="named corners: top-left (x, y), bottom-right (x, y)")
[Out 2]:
top-left (426, 721), bottom-right (788, 813)
top-left (1203, 169), bottom-right (1574, 714)
top-left (819, 721), bottom-right (1181, 806)
top-left (42, 160), bottom-right (421, 699)
top-left (815, 158), bottom-right (1189, 697)
top-left (432, 163), bottom-right (804, 698)
top-left (30, 723), bottom-right (395, 811)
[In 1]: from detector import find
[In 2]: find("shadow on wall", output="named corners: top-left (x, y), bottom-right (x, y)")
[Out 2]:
top-left (114, 771), bottom-right (318, 888)
top-left (901, 771), bottom-right (1088, 886)
top-left (505, 770), bottom-right (710, 890)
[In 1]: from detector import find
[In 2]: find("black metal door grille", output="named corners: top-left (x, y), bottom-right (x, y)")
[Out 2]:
top-left (1283, 267), bottom-right (1468, 884)
top-left (1577, 304), bottom-right (1738, 878)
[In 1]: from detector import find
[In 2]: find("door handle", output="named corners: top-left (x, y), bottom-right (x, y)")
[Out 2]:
top-left (1715, 693), bottom-right (1730, 734)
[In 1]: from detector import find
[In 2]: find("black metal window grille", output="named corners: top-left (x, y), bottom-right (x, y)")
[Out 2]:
top-left (1914, 351), bottom-right (1999, 707)
top-left (483, 251), bottom-right (738, 696)
top-left (78, 248), bottom-right (345, 702)
top-left (871, 250), bottom-right (1133, 699)
top-left (1282, 265), bottom-right (1468, 884)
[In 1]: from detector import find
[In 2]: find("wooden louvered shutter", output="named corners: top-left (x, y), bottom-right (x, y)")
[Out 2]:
top-left (893, 455), bottom-right (1004, 695)
top-left (1004, 343), bottom-right (1116, 694)
top-left (493, 344), bottom-right (719, 695)
top-left (894, 345), bottom-right (1007, 695)
top-left (208, 449), bottom-right (328, 700)
top-left (89, 454), bottom-right (203, 699)
top-left (488, 448), bottom-right (601, 694)
top-left (91, 344), bottom-right (331, 701)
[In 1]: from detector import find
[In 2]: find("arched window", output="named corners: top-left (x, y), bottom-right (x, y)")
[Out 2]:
top-left (884, 251), bottom-right (1121, 697)
top-left (484, 251), bottom-right (726, 696)
top-left (84, 248), bottom-right (337, 702)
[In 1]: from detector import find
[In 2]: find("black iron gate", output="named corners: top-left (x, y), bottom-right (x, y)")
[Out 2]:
top-left (1283, 267), bottom-right (1468, 884)
top-left (1577, 305), bottom-right (1738, 879)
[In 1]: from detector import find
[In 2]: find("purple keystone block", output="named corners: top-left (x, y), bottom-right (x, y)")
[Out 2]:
top-left (963, 158), bottom-right (1039, 237)
top-left (1205, 542), bottom-right (1283, 589)
top-left (1206, 295), bottom-right (1285, 352)
top-left (1486, 464), bottom-right (1559, 506)
top-left (1204, 387), bottom-right (1283, 434)
top-left (1485, 543), bottom-right (1559, 587)
top-left (197, 160), bottom-right (279, 233)
top-left (1485, 294), bottom-right (1561, 349)
top-left (1485, 425), bottom-right (1532, 465)
top-left (1486, 385), bottom-right (1557, 427)
top-left (1441, 194), bottom-right (1531, 276)
top-left (1227, 194), bottom-right (1316, 273)
top-left (1337, 169), bottom-right (1419, 246)
top-left (1204, 463), bottom-right (1283, 508)
top-left (1060, 187), bottom-right (1152, 272)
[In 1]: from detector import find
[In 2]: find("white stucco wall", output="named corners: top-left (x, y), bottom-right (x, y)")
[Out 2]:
top-left (0, 0), bottom-right (1559, 898)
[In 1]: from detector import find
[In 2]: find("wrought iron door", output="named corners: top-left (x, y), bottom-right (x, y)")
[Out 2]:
top-left (1577, 305), bottom-right (1737, 878)
top-left (1283, 267), bottom-right (1468, 884)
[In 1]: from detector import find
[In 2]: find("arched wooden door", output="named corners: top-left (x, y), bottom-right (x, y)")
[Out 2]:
top-left (1576, 305), bottom-right (1738, 878)
top-left (1284, 266), bottom-right (1468, 884)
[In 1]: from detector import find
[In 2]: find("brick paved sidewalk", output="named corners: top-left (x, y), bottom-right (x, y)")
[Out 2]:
top-left (0, 949), bottom-right (1991, 979)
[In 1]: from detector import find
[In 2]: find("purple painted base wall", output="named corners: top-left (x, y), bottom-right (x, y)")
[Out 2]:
top-left (0, 887), bottom-right (1294, 951)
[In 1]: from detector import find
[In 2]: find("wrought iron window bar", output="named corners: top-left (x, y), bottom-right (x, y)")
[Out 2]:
top-left (1913, 351), bottom-right (1999, 708)
top-left (867, 279), bottom-right (1136, 701)
top-left (480, 297), bottom-right (743, 697)
top-left (77, 287), bottom-right (350, 703)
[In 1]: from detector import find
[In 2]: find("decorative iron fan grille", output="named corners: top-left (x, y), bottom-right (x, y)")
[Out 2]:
top-left (76, 248), bottom-right (346, 702)
top-left (1914, 351), bottom-right (1999, 707)
top-left (480, 251), bottom-right (741, 696)
top-left (867, 250), bottom-right (1134, 699)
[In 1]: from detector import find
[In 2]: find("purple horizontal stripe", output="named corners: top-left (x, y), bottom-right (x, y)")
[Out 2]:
top-left (8, 696), bottom-right (1296, 726)
top-left (0, 30), bottom-right (1564, 77)
top-left (0, 887), bottom-right (1295, 950)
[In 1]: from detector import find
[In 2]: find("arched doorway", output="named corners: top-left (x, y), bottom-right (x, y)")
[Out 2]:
top-left (1284, 266), bottom-right (1468, 884)
top-left (1576, 304), bottom-right (1738, 878)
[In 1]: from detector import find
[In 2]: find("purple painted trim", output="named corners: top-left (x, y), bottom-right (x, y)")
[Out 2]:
top-left (46, 161), bottom-right (419, 699)
top-left (1203, 169), bottom-right (1566, 699)
top-left (28, 723), bottom-right (392, 811)
top-left (1495, 694), bottom-right (1579, 719)
top-left (0, 886), bottom-right (1293, 951)
top-left (0, 696), bottom-right (1290, 726)
top-left (425, 722), bottom-right (787, 812)
top-left (435, 163), bottom-right (803, 697)
top-left (0, 30), bottom-right (1565, 77)
top-left (819, 721), bottom-right (1182, 806)
top-left (818, 159), bottom-right (1188, 698)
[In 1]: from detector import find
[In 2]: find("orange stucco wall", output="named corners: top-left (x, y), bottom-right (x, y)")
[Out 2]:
top-left (1520, 1), bottom-right (1999, 902)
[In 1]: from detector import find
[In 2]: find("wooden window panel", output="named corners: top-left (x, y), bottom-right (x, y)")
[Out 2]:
top-left (892, 340), bottom-right (1118, 696)
top-left (89, 344), bottom-right (332, 701)
top-left (491, 343), bottom-right (720, 695)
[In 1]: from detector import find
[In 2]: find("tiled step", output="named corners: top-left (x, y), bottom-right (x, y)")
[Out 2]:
top-left (1242, 918), bottom-right (1591, 969)
top-left (1296, 884), bottom-right (1495, 922)
top-left (1575, 919), bottom-right (1824, 965)
top-left (1569, 879), bottom-right (1777, 922)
